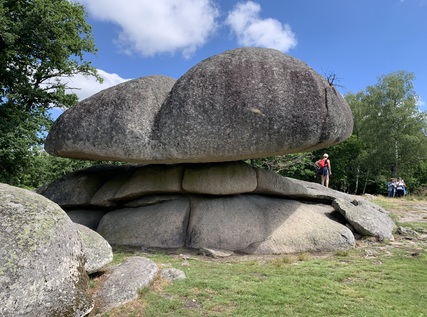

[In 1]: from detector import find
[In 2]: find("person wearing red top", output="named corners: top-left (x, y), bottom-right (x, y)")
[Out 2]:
top-left (315, 153), bottom-right (332, 188)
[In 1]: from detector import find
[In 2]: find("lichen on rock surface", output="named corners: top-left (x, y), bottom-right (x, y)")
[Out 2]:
top-left (0, 183), bottom-right (93, 317)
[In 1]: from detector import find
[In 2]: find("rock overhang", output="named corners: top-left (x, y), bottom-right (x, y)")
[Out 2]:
top-left (45, 48), bottom-right (353, 164)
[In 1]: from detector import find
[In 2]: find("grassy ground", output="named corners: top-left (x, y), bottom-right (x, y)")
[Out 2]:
top-left (89, 196), bottom-right (427, 317)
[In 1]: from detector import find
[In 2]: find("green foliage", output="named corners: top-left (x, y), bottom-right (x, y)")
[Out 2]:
top-left (247, 153), bottom-right (317, 182)
top-left (346, 71), bottom-right (427, 194)
top-left (313, 135), bottom-right (367, 193)
top-left (0, 0), bottom-right (101, 187)
top-left (316, 71), bottom-right (427, 194)
top-left (253, 71), bottom-right (427, 195)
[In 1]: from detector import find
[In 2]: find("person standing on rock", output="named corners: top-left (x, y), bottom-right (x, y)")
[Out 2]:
top-left (315, 154), bottom-right (332, 188)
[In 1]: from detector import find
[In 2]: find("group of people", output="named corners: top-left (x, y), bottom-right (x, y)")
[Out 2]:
top-left (387, 177), bottom-right (406, 198)
top-left (315, 154), bottom-right (407, 198)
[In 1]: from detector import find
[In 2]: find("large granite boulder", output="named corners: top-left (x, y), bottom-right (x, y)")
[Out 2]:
top-left (76, 223), bottom-right (113, 274)
top-left (36, 164), bottom-right (137, 208)
top-left (44, 48), bottom-right (352, 164)
top-left (95, 257), bottom-right (158, 313)
top-left (0, 183), bottom-right (93, 317)
top-left (332, 198), bottom-right (395, 241)
top-left (37, 162), bottom-right (395, 254)
top-left (152, 47), bottom-right (353, 163)
top-left (186, 195), bottom-right (355, 254)
top-left (45, 75), bottom-right (176, 162)
top-left (97, 197), bottom-right (190, 248)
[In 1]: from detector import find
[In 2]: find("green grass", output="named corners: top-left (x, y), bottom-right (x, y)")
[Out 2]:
top-left (398, 221), bottom-right (427, 232)
top-left (94, 197), bottom-right (427, 317)
top-left (97, 247), bottom-right (427, 317)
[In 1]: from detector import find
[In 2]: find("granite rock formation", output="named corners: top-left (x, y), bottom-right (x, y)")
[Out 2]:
top-left (0, 183), bottom-right (93, 317)
top-left (45, 48), bottom-right (353, 164)
top-left (37, 162), bottom-right (395, 254)
top-left (37, 48), bottom-right (390, 256)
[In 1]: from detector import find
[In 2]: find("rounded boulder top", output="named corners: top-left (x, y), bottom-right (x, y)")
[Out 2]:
top-left (45, 75), bottom-right (176, 162)
top-left (45, 48), bottom-right (353, 164)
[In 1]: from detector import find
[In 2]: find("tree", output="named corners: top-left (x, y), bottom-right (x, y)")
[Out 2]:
top-left (251, 71), bottom-right (427, 195)
top-left (313, 135), bottom-right (367, 194)
top-left (344, 71), bottom-right (427, 194)
top-left (0, 0), bottom-right (101, 186)
top-left (248, 153), bottom-right (317, 181)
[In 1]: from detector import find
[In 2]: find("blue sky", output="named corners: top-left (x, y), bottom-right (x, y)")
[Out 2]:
top-left (64, 0), bottom-right (427, 112)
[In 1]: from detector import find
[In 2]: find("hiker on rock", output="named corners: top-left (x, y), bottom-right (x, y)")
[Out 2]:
top-left (315, 153), bottom-right (332, 188)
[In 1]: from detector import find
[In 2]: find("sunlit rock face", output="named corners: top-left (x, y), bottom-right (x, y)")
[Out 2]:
top-left (151, 47), bottom-right (353, 163)
top-left (37, 162), bottom-right (396, 255)
top-left (0, 183), bottom-right (93, 317)
top-left (45, 48), bottom-right (353, 164)
top-left (44, 75), bottom-right (176, 162)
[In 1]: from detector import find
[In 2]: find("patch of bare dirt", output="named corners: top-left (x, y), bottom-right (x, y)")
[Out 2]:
top-left (386, 199), bottom-right (427, 223)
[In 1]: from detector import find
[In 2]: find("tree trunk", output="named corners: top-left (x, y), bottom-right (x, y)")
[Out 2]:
top-left (354, 165), bottom-right (360, 195)
top-left (394, 138), bottom-right (399, 178)
top-left (362, 169), bottom-right (370, 194)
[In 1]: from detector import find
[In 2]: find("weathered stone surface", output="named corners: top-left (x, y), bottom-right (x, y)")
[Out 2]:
top-left (38, 164), bottom-right (179, 208)
top-left (332, 198), bottom-right (396, 241)
top-left (44, 49), bottom-right (352, 164)
top-left (37, 162), bottom-right (396, 254)
top-left (182, 161), bottom-right (257, 195)
top-left (35, 168), bottom-right (103, 208)
top-left (0, 183), bottom-right (92, 317)
top-left (151, 47), bottom-right (353, 163)
top-left (45, 75), bottom-right (176, 162)
top-left (242, 203), bottom-right (355, 254)
top-left (198, 247), bottom-right (235, 258)
top-left (66, 209), bottom-right (109, 231)
top-left (113, 164), bottom-right (184, 201)
top-left (123, 194), bottom-right (182, 208)
top-left (254, 168), bottom-right (347, 201)
top-left (97, 197), bottom-right (190, 248)
top-left (187, 195), bottom-right (354, 253)
top-left (36, 164), bottom-right (136, 208)
top-left (160, 268), bottom-right (186, 281)
top-left (90, 169), bottom-right (136, 207)
top-left (96, 257), bottom-right (158, 313)
top-left (256, 169), bottom-right (395, 241)
top-left (76, 224), bottom-right (113, 274)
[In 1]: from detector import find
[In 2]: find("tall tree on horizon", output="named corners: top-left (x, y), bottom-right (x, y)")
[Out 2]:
top-left (0, 0), bottom-right (101, 186)
top-left (345, 71), bottom-right (427, 193)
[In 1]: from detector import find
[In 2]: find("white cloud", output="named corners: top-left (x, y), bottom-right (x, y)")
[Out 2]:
top-left (78, 0), bottom-right (219, 58)
top-left (64, 69), bottom-right (130, 101)
top-left (225, 1), bottom-right (297, 52)
top-left (48, 70), bottom-right (130, 119)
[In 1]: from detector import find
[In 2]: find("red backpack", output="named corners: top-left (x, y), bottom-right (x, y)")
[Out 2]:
top-left (318, 159), bottom-right (327, 168)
